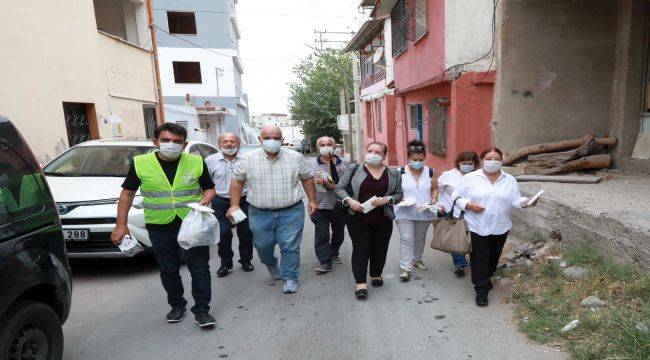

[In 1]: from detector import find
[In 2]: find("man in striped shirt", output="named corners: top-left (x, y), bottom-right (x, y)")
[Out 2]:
top-left (309, 136), bottom-right (349, 273)
top-left (228, 125), bottom-right (316, 294)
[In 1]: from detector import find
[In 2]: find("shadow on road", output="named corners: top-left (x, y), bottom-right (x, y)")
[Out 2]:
top-left (69, 254), bottom-right (159, 279)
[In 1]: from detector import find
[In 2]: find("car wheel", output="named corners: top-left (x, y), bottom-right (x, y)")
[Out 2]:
top-left (0, 301), bottom-right (64, 360)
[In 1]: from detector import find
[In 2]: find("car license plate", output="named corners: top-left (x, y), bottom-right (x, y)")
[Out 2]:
top-left (64, 229), bottom-right (90, 241)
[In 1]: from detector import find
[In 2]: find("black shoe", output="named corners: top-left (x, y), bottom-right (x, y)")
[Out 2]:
top-left (217, 264), bottom-right (233, 277)
top-left (475, 290), bottom-right (489, 307)
top-left (371, 277), bottom-right (384, 287)
top-left (195, 312), bottom-right (217, 328)
top-left (355, 288), bottom-right (368, 299)
top-left (453, 266), bottom-right (466, 276)
top-left (241, 262), bottom-right (254, 272)
top-left (166, 306), bottom-right (187, 323)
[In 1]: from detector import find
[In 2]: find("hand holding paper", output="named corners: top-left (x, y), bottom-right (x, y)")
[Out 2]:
top-left (361, 196), bottom-right (379, 214)
top-left (525, 190), bottom-right (545, 207)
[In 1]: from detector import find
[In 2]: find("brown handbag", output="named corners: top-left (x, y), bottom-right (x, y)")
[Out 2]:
top-left (430, 198), bottom-right (472, 254)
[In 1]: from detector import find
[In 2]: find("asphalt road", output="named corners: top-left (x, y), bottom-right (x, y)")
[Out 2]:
top-left (63, 210), bottom-right (566, 360)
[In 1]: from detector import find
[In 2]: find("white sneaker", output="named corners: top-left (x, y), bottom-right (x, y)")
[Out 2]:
top-left (414, 261), bottom-right (428, 270)
top-left (399, 269), bottom-right (411, 282)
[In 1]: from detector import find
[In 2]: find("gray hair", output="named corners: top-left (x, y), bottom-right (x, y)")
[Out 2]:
top-left (316, 136), bottom-right (335, 147)
top-left (218, 132), bottom-right (240, 144)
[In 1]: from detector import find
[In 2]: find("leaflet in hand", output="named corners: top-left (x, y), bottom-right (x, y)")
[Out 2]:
top-left (395, 197), bottom-right (416, 207)
top-left (361, 196), bottom-right (379, 214)
top-left (526, 190), bottom-right (545, 206)
top-left (118, 235), bottom-right (144, 257)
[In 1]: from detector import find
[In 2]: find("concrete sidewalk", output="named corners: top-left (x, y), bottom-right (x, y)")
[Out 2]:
top-left (62, 210), bottom-right (566, 360)
top-left (514, 174), bottom-right (650, 267)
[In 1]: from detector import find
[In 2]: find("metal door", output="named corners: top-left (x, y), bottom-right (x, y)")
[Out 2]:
top-left (417, 105), bottom-right (423, 141)
top-left (62, 103), bottom-right (91, 147)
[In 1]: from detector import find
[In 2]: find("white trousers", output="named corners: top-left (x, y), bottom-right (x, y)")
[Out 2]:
top-left (396, 219), bottom-right (431, 271)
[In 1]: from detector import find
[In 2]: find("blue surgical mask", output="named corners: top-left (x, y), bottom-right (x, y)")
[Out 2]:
top-left (459, 163), bottom-right (475, 173)
top-left (409, 160), bottom-right (424, 170)
top-left (262, 139), bottom-right (281, 153)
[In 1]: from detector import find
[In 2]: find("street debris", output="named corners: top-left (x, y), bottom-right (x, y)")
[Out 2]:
top-left (561, 320), bottom-right (580, 333)
top-left (636, 323), bottom-right (649, 333)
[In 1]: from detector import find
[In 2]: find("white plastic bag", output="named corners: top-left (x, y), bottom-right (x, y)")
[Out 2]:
top-left (177, 205), bottom-right (220, 250)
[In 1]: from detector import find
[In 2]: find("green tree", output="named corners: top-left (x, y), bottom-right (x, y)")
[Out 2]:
top-left (288, 50), bottom-right (353, 147)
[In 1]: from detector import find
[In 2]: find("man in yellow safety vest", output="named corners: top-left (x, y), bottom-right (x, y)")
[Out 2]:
top-left (111, 123), bottom-right (217, 328)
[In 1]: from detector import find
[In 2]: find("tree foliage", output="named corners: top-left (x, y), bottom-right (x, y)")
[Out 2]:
top-left (288, 50), bottom-right (353, 146)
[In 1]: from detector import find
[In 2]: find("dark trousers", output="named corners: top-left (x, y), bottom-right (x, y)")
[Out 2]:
top-left (310, 208), bottom-right (345, 265)
top-left (211, 196), bottom-right (254, 266)
top-left (345, 215), bottom-right (392, 284)
top-left (149, 229), bottom-right (211, 314)
top-left (469, 231), bottom-right (509, 291)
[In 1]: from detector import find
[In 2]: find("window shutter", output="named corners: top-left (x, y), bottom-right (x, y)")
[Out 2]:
top-left (407, 0), bottom-right (416, 42)
top-left (427, 100), bottom-right (446, 155)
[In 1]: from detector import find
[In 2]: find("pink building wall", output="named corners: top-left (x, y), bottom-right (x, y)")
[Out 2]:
top-left (392, 0), bottom-right (446, 91)
top-left (361, 95), bottom-right (398, 166)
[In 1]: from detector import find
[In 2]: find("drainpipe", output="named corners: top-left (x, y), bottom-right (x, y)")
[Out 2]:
top-left (146, 0), bottom-right (165, 124)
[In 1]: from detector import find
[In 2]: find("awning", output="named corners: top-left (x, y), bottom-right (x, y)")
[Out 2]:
top-left (372, 0), bottom-right (398, 19)
top-left (342, 19), bottom-right (383, 53)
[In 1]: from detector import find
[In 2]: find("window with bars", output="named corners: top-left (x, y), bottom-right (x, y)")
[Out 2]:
top-left (428, 100), bottom-right (447, 155)
top-left (391, 0), bottom-right (408, 56)
top-left (413, 0), bottom-right (427, 41)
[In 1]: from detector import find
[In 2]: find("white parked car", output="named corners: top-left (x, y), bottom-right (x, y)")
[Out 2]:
top-left (42, 139), bottom-right (219, 258)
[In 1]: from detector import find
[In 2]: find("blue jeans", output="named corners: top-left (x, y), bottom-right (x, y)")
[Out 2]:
top-left (149, 229), bottom-right (211, 314)
top-left (248, 202), bottom-right (305, 280)
top-left (451, 253), bottom-right (468, 268)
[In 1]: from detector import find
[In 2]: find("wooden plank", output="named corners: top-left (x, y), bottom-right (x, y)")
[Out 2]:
top-left (516, 175), bottom-right (602, 183)
top-left (503, 136), bottom-right (618, 165)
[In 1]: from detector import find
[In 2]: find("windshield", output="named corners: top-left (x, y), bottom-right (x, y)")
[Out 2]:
top-left (43, 145), bottom-right (154, 177)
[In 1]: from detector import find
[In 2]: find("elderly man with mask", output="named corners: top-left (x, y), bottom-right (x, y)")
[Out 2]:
top-left (205, 133), bottom-right (255, 278)
top-left (227, 125), bottom-right (316, 294)
top-left (111, 123), bottom-right (217, 328)
top-left (309, 136), bottom-right (349, 273)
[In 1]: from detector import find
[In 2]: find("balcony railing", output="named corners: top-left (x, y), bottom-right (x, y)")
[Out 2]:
top-left (360, 68), bottom-right (386, 89)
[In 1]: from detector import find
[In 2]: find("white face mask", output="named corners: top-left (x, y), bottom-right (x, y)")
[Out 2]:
top-left (365, 153), bottom-right (383, 166)
top-left (221, 147), bottom-right (238, 156)
top-left (158, 142), bottom-right (183, 160)
top-left (319, 146), bottom-right (334, 156)
top-left (459, 163), bottom-right (475, 173)
top-left (262, 139), bottom-right (282, 153)
top-left (482, 160), bottom-right (502, 173)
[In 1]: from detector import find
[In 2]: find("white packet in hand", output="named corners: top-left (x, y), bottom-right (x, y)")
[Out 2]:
top-left (118, 234), bottom-right (144, 257)
top-left (230, 208), bottom-right (248, 224)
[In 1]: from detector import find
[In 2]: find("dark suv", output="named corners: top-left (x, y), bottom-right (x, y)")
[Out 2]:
top-left (0, 116), bottom-right (72, 360)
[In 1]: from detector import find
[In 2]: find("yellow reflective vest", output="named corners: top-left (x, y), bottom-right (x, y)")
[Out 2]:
top-left (133, 152), bottom-right (203, 225)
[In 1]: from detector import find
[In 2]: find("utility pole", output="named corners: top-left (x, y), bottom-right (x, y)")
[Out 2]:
top-left (214, 67), bottom-right (223, 108)
top-left (146, 0), bottom-right (165, 123)
top-left (314, 30), bottom-right (355, 51)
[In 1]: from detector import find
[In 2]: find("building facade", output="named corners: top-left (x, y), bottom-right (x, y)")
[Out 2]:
top-left (250, 113), bottom-right (293, 128)
top-left (344, 15), bottom-right (398, 165)
top-left (345, 0), bottom-right (495, 171)
top-left (492, 0), bottom-right (650, 172)
top-left (153, 0), bottom-right (249, 136)
top-left (0, 0), bottom-right (160, 164)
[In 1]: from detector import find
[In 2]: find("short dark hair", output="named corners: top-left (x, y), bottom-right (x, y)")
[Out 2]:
top-left (406, 139), bottom-right (426, 156)
top-left (154, 122), bottom-right (187, 140)
top-left (454, 151), bottom-right (479, 169)
top-left (367, 141), bottom-right (388, 155)
top-left (480, 147), bottom-right (503, 160)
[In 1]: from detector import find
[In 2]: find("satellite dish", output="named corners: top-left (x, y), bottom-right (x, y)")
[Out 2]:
top-left (372, 46), bottom-right (384, 64)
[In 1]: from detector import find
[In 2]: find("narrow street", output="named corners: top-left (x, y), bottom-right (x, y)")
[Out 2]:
top-left (63, 209), bottom-right (566, 360)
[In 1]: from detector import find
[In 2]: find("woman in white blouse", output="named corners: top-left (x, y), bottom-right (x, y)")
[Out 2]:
top-left (436, 151), bottom-right (479, 276)
top-left (452, 147), bottom-right (539, 306)
top-left (394, 140), bottom-right (438, 282)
